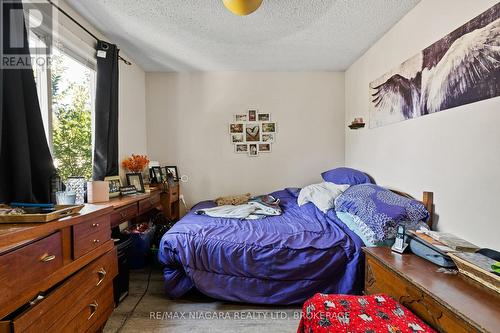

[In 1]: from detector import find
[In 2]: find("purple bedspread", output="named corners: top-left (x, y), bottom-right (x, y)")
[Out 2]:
top-left (158, 188), bottom-right (364, 305)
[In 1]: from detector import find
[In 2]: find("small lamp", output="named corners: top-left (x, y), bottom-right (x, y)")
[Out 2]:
top-left (223, 0), bottom-right (263, 16)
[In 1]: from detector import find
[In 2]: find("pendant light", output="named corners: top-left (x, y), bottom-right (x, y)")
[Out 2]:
top-left (223, 0), bottom-right (263, 16)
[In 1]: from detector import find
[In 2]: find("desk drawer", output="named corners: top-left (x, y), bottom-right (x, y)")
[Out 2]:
top-left (59, 284), bottom-right (114, 333)
top-left (12, 248), bottom-right (117, 333)
top-left (73, 225), bottom-right (111, 259)
top-left (73, 215), bottom-right (109, 240)
top-left (169, 185), bottom-right (179, 201)
top-left (365, 256), bottom-right (476, 333)
top-left (110, 204), bottom-right (138, 227)
top-left (138, 193), bottom-right (161, 215)
top-left (0, 232), bottom-right (63, 307)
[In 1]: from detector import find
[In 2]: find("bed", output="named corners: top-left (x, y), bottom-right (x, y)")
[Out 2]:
top-left (158, 184), bottom-right (433, 305)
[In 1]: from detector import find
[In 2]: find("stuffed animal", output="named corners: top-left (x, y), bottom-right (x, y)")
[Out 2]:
top-left (215, 193), bottom-right (251, 206)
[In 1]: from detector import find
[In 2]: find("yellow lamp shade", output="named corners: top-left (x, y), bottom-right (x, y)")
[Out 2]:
top-left (223, 0), bottom-right (263, 16)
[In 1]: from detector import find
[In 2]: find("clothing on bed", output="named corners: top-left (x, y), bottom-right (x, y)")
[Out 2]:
top-left (195, 194), bottom-right (282, 219)
top-left (159, 188), bottom-right (364, 305)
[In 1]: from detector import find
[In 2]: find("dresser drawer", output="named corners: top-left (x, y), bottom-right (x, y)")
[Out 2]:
top-left (73, 225), bottom-right (111, 259)
top-left (365, 256), bottom-right (476, 333)
top-left (138, 192), bottom-right (161, 215)
top-left (169, 186), bottom-right (179, 202)
top-left (12, 248), bottom-right (117, 333)
top-left (110, 204), bottom-right (138, 227)
top-left (73, 215), bottom-right (109, 240)
top-left (60, 284), bottom-right (114, 333)
top-left (0, 232), bottom-right (63, 307)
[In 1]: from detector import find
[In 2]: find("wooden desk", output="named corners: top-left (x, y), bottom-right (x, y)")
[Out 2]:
top-left (364, 247), bottom-right (500, 333)
top-left (0, 205), bottom-right (117, 332)
top-left (95, 188), bottom-right (162, 228)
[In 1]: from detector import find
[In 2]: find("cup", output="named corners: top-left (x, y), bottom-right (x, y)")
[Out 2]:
top-left (56, 191), bottom-right (77, 205)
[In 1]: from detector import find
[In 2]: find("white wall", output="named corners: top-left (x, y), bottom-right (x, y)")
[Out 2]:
top-left (345, 0), bottom-right (499, 248)
top-left (146, 72), bottom-right (345, 206)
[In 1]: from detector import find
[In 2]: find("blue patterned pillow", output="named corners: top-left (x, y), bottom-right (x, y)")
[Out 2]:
top-left (334, 184), bottom-right (429, 243)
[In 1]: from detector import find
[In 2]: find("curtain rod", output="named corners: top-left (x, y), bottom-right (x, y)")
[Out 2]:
top-left (46, 0), bottom-right (132, 65)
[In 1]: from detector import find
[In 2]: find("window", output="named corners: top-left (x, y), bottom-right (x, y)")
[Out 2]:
top-left (29, 25), bottom-right (96, 180)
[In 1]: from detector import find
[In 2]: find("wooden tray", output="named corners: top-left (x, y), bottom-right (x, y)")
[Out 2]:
top-left (449, 252), bottom-right (500, 294)
top-left (0, 205), bottom-right (84, 223)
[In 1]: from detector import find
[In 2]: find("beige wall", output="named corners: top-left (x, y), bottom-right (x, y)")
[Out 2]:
top-left (146, 72), bottom-right (345, 206)
top-left (345, 0), bottom-right (499, 248)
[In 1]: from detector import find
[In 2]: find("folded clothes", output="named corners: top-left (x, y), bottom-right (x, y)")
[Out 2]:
top-left (196, 195), bottom-right (282, 219)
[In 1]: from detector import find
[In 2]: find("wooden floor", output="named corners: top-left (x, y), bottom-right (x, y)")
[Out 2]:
top-left (104, 267), bottom-right (302, 333)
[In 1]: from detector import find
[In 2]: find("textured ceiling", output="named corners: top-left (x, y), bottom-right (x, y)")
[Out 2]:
top-left (66, 0), bottom-right (420, 72)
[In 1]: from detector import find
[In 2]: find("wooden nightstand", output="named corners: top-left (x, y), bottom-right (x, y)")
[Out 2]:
top-left (160, 182), bottom-right (180, 221)
top-left (363, 247), bottom-right (500, 333)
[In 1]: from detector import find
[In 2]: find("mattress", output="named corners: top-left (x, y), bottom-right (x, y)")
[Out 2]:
top-left (158, 188), bottom-right (365, 304)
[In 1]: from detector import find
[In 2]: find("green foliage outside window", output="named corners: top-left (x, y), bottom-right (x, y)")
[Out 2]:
top-left (51, 54), bottom-right (93, 180)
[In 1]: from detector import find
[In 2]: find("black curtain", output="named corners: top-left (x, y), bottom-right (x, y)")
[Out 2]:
top-left (92, 40), bottom-right (119, 180)
top-left (0, 0), bottom-right (56, 203)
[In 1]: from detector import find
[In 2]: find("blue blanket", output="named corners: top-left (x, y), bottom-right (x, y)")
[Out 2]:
top-left (158, 188), bottom-right (365, 304)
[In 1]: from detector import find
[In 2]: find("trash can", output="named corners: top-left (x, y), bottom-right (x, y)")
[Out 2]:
top-left (123, 223), bottom-right (156, 269)
top-left (113, 233), bottom-right (133, 304)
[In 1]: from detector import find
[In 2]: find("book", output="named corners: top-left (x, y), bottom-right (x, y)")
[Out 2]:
top-left (426, 231), bottom-right (479, 252)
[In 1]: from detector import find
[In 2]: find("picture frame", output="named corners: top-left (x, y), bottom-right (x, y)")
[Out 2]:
top-left (235, 143), bottom-right (248, 153)
top-left (126, 173), bottom-right (145, 193)
top-left (234, 114), bottom-right (247, 122)
top-left (149, 166), bottom-right (163, 184)
top-left (261, 133), bottom-right (275, 143)
top-left (248, 143), bottom-right (258, 157)
top-left (166, 166), bottom-right (179, 181)
top-left (160, 166), bottom-right (168, 182)
top-left (261, 122), bottom-right (276, 133)
top-left (258, 143), bottom-right (271, 153)
top-left (257, 113), bottom-right (270, 121)
top-left (229, 123), bottom-right (244, 134)
top-left (104, 175), bottom-right (122, 198)
top-left (248, 109), bottom-right (257, 121)
top-left (245, 122), bottom-right (260, 142)
top-left (231, 133), bottom-right (244, 143)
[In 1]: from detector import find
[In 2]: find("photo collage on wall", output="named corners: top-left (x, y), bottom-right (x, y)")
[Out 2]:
top-left (229, 109), bottom-right (277, 157)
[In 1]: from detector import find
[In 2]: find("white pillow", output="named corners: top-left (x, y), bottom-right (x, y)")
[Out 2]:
top-left (298, 182), bottom-right (350, 213)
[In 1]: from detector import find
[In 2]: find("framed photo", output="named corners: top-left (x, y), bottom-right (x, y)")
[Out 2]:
top-left (149, 166), bottom-right (163, 183)
top-left (231, 133), bottom-right (244, 143)
top-left (258, 143), bottom-right (271, 153)
top-left (257, 113), bottom-right (270, 121)
top-left (229, 123), bottom-right (244, 133)
top-left (234, 114), bottom-right (247, 122)
top-left (248, 143), bottom-right (258, 157)
top-left (262, 122), bottom-right (276, 133)
top-left (126, 173), bottom-right (145, 193)
top-left (161, 166), bottom-right (168, 181)
top-left (166, 166), bottom-right (179, 181)
top-left (248, 109), bottom-right (257, 121)
top-left (235, 143), bottom-right (248, 153)
top-left (245, 123), bottom-right (260, 142)
top-left (261, 133), bottom-right (275, 143)
top-left (104, 175), bottom-right (122, 198)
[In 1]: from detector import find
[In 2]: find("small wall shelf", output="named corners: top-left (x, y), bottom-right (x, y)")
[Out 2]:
top-left (348, 123), bottom-right (365, 129)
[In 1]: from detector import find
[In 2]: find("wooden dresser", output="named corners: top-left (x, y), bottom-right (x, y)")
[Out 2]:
top-left (0, 205), bottom-right (117, 333)
top-left (364, 247), bottom-right (500, 333)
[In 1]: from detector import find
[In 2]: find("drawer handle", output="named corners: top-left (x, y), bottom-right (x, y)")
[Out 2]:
top-left (88, 301), bottom-right (98, 320)
top-left (93, 239), bottom-right (100, 244)
top-left (120, 211), bottom-right (128, 218)
top-left (171, 192), bottom-right (177, 196)
top-left (96, 268), bottom-right (107, 286)
top-left (40, 254), bottom-right (56, 262)
top-left (92, 223), bottom-right (100, 227)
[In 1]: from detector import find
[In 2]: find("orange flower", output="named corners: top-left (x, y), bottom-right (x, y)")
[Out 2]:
top-left (121, 154), bottom-right (150, 173)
